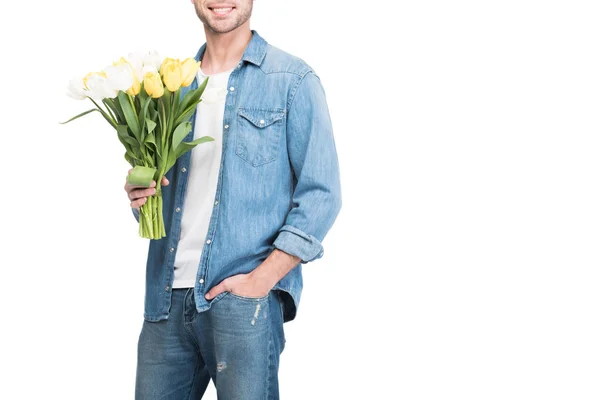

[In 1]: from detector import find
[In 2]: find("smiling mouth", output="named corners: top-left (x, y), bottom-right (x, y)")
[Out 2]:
top-left (208, 6), bottom-right (235, 15)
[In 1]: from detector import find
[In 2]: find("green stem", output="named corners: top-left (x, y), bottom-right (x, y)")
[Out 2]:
top-left (143, 197), bottom-right (149, 238)
top-left (136, 183), bottom-right (167, 240)
top-left (161, 99), bottom-right (168, 154)
top-left (102, 98), bottom-right (117, 122)
top-left (128, 93), bottom-right (140, 125)
top-left (89, 98), bottom-right (117, 128)
top-left (159, 195), bottom-right (165, 237)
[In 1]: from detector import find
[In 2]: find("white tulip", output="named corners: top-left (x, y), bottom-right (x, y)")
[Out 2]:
top-left (67, 77), bottom-right (87, 100)
top-left (86, 74), bottom-right (118, 100)
top-left (143, 51), bottom-right (163, 71)
top-left (127, 52), bottom-right (145, 82)
top-left (104, 63), bottom-right (134, 92)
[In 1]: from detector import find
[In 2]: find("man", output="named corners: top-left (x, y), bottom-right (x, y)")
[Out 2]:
top-left (124, 1), bottom-right (341, 398)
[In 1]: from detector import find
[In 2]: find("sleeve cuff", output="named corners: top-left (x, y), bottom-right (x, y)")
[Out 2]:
top-left (272, 225), bottom-right (324, 263)
top-left (132, 207), bottom-right (140, 223)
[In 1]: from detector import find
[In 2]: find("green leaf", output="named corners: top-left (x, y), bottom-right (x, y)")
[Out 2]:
top-left (175, 136), bottom-right (214, 158)
top-left (172, 121), bottom-right (192, 151)
top-left (117, 124), bottom-right (138, 147)
top-left (138, 96), bottom-right (153, 134)
top-left (59, 108), bottom-right (99, 124)
top-left (88, 97), bottom-right (117, 128)
top-left (118, 91), bottom-right (140, 139)
top-left (174, 106), bottom-right (197, 126)
top-left (124, 149), bottom-right (141, 166)
top-left (165, 151), bottom-right (177, 173)
top-left (161, 88), bottom-right (172, 119)
top-left (124, 151), bottom-right (134, 166)
top-left (139, 85), bottom-right (148, 103)
top-left (148, 101), bottom-right (158, 121)
top-left (178, 77), bottom-right (208, 117)
top-left (145, 130), bottom-right (158, 153)
top-left (104, 98), bottom-right (125, 124)
top-left (109, 97), bottom-right (126, 123)
top-left (146, 118), bottom-right (157, 135)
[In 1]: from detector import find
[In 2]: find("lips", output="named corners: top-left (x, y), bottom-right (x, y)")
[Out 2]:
top-left (208, 5), bottom-right (235, 16)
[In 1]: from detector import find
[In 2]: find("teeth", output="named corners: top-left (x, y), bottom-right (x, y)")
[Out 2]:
top-left (213, 7), bottom-right (232, 13)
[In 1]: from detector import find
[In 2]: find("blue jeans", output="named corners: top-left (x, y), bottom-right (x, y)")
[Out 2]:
top-left (135, 287), bottom-right (286, 399)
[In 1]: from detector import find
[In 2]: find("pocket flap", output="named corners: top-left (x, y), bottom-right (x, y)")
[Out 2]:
top-left (238, 108), bottom-right (285, 128)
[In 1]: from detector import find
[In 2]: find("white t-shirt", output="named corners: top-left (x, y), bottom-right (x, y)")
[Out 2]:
top-left (172, 66), bottom-right (233, 288)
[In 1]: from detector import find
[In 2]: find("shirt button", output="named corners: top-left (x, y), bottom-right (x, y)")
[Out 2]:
top-left (214, 200), bottom-right (219, 205)
top-left (259, 119), bottom-right (265, 125)
top-left (170, 247), bottom-right (175, 252)
top-left (224, 124), bottom-right (229, 129)
top-left (165, 285), bottom-right (170, 291)
top-left (181, 167), bottom-right (187, 172)
top-left (229, 86), bottom-right (235, 91)
top-left (199, 278), bottom-right (205, 284)
top-left (206, 239), bottom-right (212, 244)
top-left (175, 207), bottom-right (181, 212)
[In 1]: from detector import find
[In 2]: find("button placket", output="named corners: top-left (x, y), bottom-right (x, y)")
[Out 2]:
top-left (196, 66), bottom-right (238, 298)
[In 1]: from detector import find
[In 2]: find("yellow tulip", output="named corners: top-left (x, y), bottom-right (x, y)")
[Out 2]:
top-left (181, 58), bottom-right (200, 87)
top-left (144, 72), bottom-right (164, 98)
top-left (127, 75), bottom-right (141, 96)
top-left (160, 57), bottom-right (179, 76)
top-left (162, 61), bottom-right (184, 92)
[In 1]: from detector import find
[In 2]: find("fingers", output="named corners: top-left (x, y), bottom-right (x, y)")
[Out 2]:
top-left (124, 168), bottom-right (168, 209)
top-left (128, 186), bottom-right (157, 200)
top-left (128, 186), bottom-right (157, 208)
top-left (205, 280), bottom-right (230, 300)
top-left (130, 197), bottom-right (147, 209)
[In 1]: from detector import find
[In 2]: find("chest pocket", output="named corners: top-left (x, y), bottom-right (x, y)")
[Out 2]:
top-left (235, 107), bottom-right (285, 167)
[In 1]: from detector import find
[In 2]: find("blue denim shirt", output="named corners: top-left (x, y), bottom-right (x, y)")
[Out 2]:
top-left (132, 30), bottom-right (342, 322)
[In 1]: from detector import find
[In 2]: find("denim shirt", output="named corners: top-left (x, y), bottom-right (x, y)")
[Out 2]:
top-left (132, 30), bottom-right (342, 323)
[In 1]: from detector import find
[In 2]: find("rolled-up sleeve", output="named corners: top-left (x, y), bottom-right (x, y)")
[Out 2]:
top-left (272, 71), bottom-right (342, 263)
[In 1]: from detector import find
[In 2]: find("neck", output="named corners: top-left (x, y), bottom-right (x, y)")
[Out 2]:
top-left (201, 23), bottom-right (252, 75)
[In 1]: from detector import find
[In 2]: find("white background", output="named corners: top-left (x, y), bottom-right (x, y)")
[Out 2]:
top-left (1, 0), bottom-right (599, 399)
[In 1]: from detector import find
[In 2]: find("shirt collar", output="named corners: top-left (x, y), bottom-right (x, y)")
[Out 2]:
top-left (194, 29), bottom-right (267, 67)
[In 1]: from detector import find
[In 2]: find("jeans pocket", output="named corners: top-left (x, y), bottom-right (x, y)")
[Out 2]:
top-left (235, 107), bottom-right (285, 167)
top-left (226, 291), bottom-right (270, 302)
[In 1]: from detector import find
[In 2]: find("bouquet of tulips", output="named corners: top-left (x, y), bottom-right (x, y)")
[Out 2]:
top-left (62, 52), bottom-right (212, 239)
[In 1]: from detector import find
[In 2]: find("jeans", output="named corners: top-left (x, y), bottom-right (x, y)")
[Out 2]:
top-left (135, 287), bottom-right (286, 399)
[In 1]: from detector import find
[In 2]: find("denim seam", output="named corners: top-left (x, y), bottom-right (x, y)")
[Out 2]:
top-left (185, 362), bottom-right (201, 400)
top-left (286, 71), bottom-right (311, 111)
top-left (265, 297), bottom-right (275, 400)
top-left (227, 291), bottom-right (270, 302)
top-left (257, 64), bottom-right (309, 78)
top-left (182, 289), bottom-right (202, 353)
